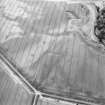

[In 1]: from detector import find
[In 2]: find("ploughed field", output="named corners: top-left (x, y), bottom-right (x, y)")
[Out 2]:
top-left (37, 97), bottom-right (76, 105)
top-left (0, 0), bottom-right (105, 104)
top-left (0, 60), bottom-right (34, 105)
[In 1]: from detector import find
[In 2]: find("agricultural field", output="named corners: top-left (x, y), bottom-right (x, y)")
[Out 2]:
top-left (37, 97), bottom-right (76, 105)
top-left (0, 60), bottom-right (34, 105)
top-left (0, 0), bottom-right (105, 104)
